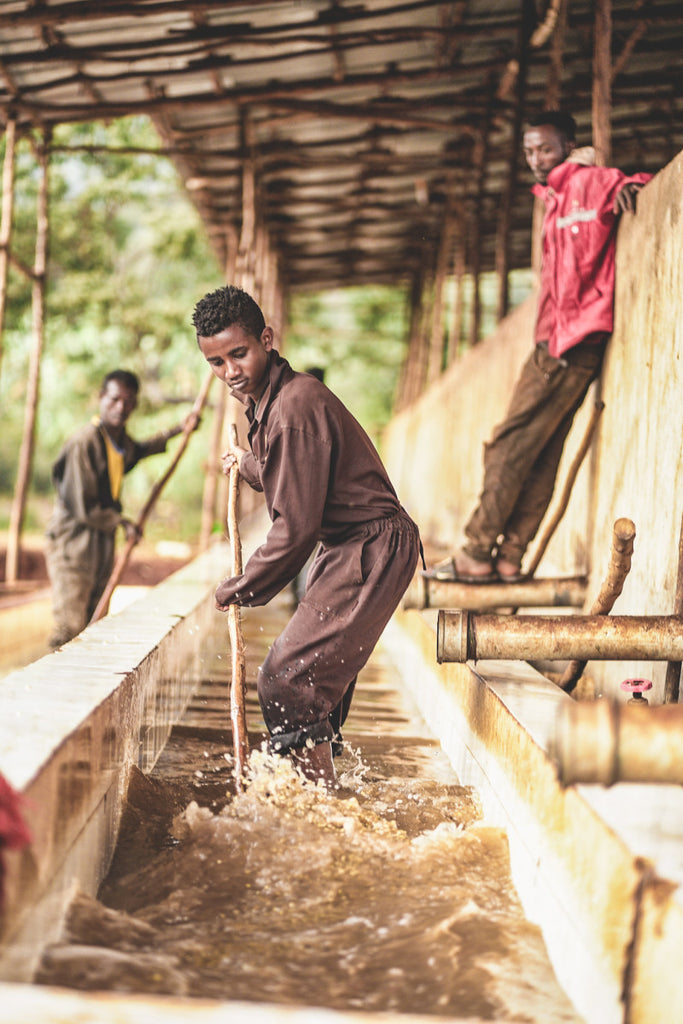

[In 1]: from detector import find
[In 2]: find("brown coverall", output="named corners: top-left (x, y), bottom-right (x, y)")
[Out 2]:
top-left (215, 352), bottom-right (420, 752)
top-left (45, 422), bottom-right (169, 646)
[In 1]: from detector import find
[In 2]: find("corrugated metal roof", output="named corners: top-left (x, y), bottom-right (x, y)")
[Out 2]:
top-left (1, 0), bottom-right (681, 293)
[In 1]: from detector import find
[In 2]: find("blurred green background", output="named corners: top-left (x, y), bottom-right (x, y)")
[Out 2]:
top-left (0, 116), bottom-right (531, 547)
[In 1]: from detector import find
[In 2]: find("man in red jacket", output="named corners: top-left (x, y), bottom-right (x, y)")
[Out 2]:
top-left (430, 110), bottom-right (651, 583)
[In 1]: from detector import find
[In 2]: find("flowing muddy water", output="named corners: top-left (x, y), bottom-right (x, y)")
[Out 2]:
top-left (36, 598), bottom-right (580, 1022)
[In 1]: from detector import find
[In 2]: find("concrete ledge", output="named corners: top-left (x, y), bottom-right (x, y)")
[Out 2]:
top-left (0, 545), bottom-right (228, 982)
top-left (384, 608), bottom-right (683, 1024)
top-left (0, 982), bottom-right (498, 1024)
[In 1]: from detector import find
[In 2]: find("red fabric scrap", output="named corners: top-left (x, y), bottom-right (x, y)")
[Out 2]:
top-left (0, 773), bottom-right (32, 911)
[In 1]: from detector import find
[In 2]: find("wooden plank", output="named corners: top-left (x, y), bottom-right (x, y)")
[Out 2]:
top-left (592, 0), bottom-right (613, 167)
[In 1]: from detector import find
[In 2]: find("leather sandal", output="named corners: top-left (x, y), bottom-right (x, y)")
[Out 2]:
top-left (422, 555), bottom-right (498, 584)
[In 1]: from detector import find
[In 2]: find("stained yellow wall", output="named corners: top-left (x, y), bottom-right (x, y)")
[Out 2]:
top-left (384, 149), bottom-right (683, 702)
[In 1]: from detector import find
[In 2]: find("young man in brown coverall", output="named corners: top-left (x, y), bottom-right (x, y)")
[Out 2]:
top-left (193, 285), bottom-right (420, 785)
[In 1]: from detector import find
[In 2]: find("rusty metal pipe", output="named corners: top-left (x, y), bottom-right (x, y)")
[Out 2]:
top-left (559, 517), bottom-right (636, 692)
top-left (403, 574), bottom-right (587, 611)
top-left (550, 700), bottom-right (683, 786)
top-left (437, 610), bottom-right (683, 664)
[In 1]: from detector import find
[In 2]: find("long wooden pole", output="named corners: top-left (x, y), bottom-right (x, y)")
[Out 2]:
top-left (592, 0), bottom-right (613, 167)
top-left (199, 226), bottom-right (238, 551)
top-left (6, 128), bottom-right (50, 584)
top-left (219, 121), bottom-right (254, 789)
top-left (89, 371), bottom-right (213, 623)
top-left (198, 384), bottom-right (226, 553)
top-left (226, 422), bottom-right (249, 788)
top-left (525, 401), bottom-right (605, 578)
top-left (426, 210), bottom-right (454, 383)
top-left (495, 0), bottom-right (534, 322)
top-left (0, 116), bottom-right (17, 380)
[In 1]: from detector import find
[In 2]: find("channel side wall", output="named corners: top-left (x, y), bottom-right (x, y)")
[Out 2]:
top-left (0, 546), bottom-right (224, 983)
top-left (383, 148), bottom-right (683, 702)
top-left (385, 607), bottom-right (683, 1024)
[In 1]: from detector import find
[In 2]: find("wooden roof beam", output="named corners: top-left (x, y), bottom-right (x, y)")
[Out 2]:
top-left (0, 20), bottom-right (515, 70)
top-left (0, 0), bottom-right (294, 31)
top-left (611, 0), bottom-right (650, 83)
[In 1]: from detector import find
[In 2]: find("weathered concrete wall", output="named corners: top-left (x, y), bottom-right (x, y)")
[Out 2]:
top-left (0, 548), bottom-right (226, 983)
top-left (385, 608), bottom-right (683, 1024)
top-left (384, 149), bottom-right (683, 702)
top-left (589, 152), bottom-right (683, 697)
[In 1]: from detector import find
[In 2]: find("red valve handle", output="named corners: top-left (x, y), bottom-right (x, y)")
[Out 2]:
top-left (620, 678), bottom-right (653, 693)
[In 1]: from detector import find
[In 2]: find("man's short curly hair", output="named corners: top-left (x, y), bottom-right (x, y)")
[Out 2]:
top-left (525, 109), bottom-right (577, 143)
top-left (101, 369), bottom-right (139, 395)
top-left (192, 285), bottom-right (266, 341)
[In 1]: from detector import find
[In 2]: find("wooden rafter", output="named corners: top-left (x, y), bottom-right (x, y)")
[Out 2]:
top-left (0, 0), bottom-right (679, 300)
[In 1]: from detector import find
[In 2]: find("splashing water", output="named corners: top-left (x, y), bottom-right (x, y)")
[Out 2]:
top-left (36, 603), bottom-right (580, 1022)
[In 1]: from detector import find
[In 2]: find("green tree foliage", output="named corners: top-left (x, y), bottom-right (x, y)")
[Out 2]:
top-left (285, 287), bottom-right (408, 444)
top-left (0, 116), bottom-right (412, 540)
top-left (1, 117), bottom-right (224, 535)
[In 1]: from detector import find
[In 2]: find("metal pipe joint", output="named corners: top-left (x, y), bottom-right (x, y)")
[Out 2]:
top-left (437, 610), bottom-right (683, 665)
top-left (403, 574), bottom-right (587, 611)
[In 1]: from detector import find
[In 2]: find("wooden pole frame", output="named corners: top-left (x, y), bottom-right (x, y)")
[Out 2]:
top-left (0, 116), bottom-right (17, 380)
top-left (426, 209), bottom-right (454, 383)
top-left (6, 127), bottom-right (50, 584)
top-left (495, 0), bottom-right (534, 322)
top-left (222, 127), bottom-right (259, 784)
top-left (227, 423), bottom-right (249, 787)
top-left (198, 223), bottom-right (238, 553)
top-left (467, 83), bottom-right (494, 348)
top-left (446, 219), bottom-right (466, 366)
top-left (592, 0), bottom-right (613, 167)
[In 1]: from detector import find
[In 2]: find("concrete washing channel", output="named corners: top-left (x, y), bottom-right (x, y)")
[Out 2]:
top-left (1, 538), bottom-right (682, 1024)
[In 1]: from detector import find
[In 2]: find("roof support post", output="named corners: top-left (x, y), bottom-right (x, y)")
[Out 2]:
top-left (528, 0), bottom-right (569, 284)
top-left (6, 128), bottom-right (50, 584)
top-left (199, 225), bottom-right (239, 553)
top-left (426, 209), bottom-right (455, 383)
top-left (396, 266), bottom-right (426, 409)
top-left (545, 0), bottom-right (568, 109)
top-left (592, 0), bottom-right (613, 167)
top-left (234, 109), bottom-right (257, 294)
top-left (409, 267), bottom-right (433, 403)
top-left (446, 220), bottom-right (466, 366)
top-left (468, 84), bottom-right (494, 347)
top-left (260, 245), bottom-right (280, 336)
top-left (495, 0), bottom-right (534, 322)
top-left (0, 116), bottom-right (17, 381)
top-left (467, 189), bottom-right (484, 347)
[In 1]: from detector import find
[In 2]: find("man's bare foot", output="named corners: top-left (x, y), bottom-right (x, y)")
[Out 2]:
top-left (455, 550), bottom-right (496, 577)
top-left (425, 550), bottom-right (495, 583)
top-left (494, 557), bottom-right (524, 581)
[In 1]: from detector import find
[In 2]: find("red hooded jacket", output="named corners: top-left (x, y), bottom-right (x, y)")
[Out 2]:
top-left (533, 159), bottom-right (652, 357)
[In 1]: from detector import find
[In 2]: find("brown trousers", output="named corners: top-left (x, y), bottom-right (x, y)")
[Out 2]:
top-left (45, 531), bottom-right (115, 647)
top-left (258, 509), bottom-right (420, 752)
top-left (464, 338), bottom-right (605, 568)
